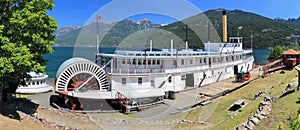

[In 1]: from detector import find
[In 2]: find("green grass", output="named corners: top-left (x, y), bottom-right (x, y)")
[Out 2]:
top-left (256, 69), bottom-right (300, 129)
top-left (256, 91), bottom-right (300, 129)
top-left (13, 93), bottom-right (33, 98)
top-left (174, 68), bottom-right (298, 130)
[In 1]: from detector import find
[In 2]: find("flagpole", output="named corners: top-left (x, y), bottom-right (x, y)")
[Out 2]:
top-left (95, 15), bottom-right (101, 63)
top-left (97, 15), bottom-right (100, 54)
top-left (237, 26), bottom-right (242, 37)
top-left (251, 34), bottom-right (253, 50)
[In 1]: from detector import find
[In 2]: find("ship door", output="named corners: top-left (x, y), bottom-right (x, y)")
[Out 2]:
top-left (234, 65), bottom-right (238, 75)
top-left (186, 74), bottom-right (194, 87)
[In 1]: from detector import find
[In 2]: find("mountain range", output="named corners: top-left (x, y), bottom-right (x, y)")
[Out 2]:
top-left (275, 17), bottom-right (300, 25)
top-left (54, 9), bottom-right (300, 49)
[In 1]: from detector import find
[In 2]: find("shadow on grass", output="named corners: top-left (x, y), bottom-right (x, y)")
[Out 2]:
top-left (296, 97), bottom-right (300, 104)
top-left (0, 94), bottom-right (39, 121)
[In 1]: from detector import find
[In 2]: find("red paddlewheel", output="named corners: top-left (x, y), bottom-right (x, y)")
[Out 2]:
top-left (67, 73), bottom-right (100, 91)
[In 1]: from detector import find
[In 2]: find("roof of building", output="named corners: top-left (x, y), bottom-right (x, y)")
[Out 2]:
top-left (282, 49), bottom-right (300, 55)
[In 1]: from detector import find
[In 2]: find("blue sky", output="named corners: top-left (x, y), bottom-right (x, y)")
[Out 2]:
top-left (48, 0), bottom-right (300, 28)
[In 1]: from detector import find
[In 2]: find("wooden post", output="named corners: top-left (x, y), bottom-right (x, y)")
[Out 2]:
top-left (295, 66), bottom-right (300, 90)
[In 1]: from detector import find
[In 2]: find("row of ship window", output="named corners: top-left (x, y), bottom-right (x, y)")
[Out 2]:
top-left (121, 76), bottom-right (176, 86)
top-left (119, 55), bottom-right (244, 65)
top-left (120, 69), bottom-right (229, 86)
top-left (129, 53), bottom-right (208, 57)
top-left (22, 79), bottom-right (46, 87)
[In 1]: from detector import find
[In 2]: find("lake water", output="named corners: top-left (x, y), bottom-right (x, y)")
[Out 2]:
top-left (253, 49), bottom-right (269, 64)
top-left (44, 47), bottom-right (270, 78)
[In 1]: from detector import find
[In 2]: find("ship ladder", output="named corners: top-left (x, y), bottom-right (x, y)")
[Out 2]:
top-left (158, 74), bottom-right (171, 88)
top-left (198, 73), bottom-right (207, 87)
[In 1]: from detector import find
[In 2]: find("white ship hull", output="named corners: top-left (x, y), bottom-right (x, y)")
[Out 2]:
top-left (16, 84), bottom-right (52, 94)
top-left (17, 72), bottom-right (53, 94)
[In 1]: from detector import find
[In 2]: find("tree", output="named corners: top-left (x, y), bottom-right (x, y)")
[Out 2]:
top-left (293, 45), bottom-right (299, 51)
top-left (0, 0), bottom-right (57, 103)
top-left (268, 45), bottom-right (285, 60)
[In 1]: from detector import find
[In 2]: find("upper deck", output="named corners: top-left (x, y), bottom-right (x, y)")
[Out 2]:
top-left (96, 37), bottom-right (253, 75)
top-left (96, 47), bottom-right (253, 75)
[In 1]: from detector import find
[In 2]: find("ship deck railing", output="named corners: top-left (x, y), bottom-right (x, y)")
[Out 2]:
top-left (106, 57), bottom-right (254, 75)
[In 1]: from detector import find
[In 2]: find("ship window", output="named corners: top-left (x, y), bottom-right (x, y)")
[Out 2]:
top-left (148, 59), bottom-right (152, 65)
top-left (190, 59), bottom-right (193, 64)
top-left (151, 80), bottom-right (154, 87)
top-left (143, 60), bottom-right (146, 65)
top-left (122, 78), bottom-right (126, 85)
top-left (204, 58), bottom-right (206, 64)
top-left (127, 59), bottom-right (131, 64)
top-left (138, 77), bottom-right (142, 85)
top-left (181, 59), bottom-right (184, 65)
top-left (132, 59), bottom-right (136, 65)
top-left (32, 81), bottom-right (35, 85)
top-left (181, 75), bottom-right (186, 80)
top-left (168, 76), bottom-right (172, 83)
top-left (152, 59), bottom-right (156, 65)
top-left (122, 59), bottom-right (126, 64)
top-left (157, 59), bottom-right (160, 65)
top-left (138, 59), bottom-right (142, 65)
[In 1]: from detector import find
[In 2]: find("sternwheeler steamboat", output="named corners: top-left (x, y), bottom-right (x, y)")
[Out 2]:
top-left (53, 10), bottom-right (254, 112)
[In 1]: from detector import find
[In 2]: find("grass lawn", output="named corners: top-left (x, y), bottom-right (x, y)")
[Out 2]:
top-left (13, 94), bottom-right (33, 98)
top-left (256, 89), bottom-right (300, 129)
top-left (173, 68), bottom-right (299, 130)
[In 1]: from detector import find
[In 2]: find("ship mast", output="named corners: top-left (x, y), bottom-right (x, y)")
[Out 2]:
top-left (95, 15), bottom-right (101, 63)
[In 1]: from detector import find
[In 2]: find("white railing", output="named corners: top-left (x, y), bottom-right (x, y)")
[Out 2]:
top-left (108, 56), bottom-right (254, 75)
